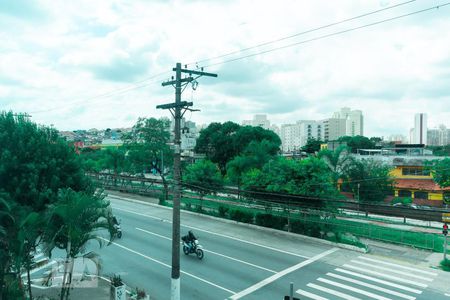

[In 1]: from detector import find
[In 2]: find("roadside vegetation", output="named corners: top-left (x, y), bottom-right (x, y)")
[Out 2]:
top-left (0, 111), bottom-right (115, 300)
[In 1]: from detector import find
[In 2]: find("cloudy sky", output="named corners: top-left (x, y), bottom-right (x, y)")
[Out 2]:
top-left (1, 0), bottom-right (449, 138)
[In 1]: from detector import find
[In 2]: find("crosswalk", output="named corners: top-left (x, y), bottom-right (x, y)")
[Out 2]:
top-left (296, 255), bottom-right (437, 300)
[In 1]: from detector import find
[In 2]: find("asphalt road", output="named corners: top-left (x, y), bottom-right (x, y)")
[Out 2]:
top-left (31, 194), bottom-right (450, 300)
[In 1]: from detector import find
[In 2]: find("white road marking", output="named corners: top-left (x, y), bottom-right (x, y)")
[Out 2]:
top-left (335, 268), bottom-right (422, 294)
top-left (114, 205), bottom-right (310, 259)
top-left (97, 237), bottom-right (236, 295)
top-left (357, 256), bottom-right (437, 276)
top-left (136, 227), bottom-right (277, 273)
top-left (228, 248), bottom-right (339, 300)
top-left (317, 277), bottom-right (391, 300)
top-left (307, 282), bottom-right (361, 300)
top-left (23, 260), bottom-right (57, 277)
top-left (350, 260), bottom-right (433, 282)
top-left (342, 264), bottom-right (428, 288)
top-left (327, 272), bottom-right (416, 300)
top-left (296, 289), bottom-right (329, 300)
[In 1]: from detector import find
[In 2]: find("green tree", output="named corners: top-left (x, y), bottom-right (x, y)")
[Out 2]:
top-left (44, 188), bottom-right (115, 300)
top-left (226, 140), bottom-right (279, 196)
top-left (125, 117), bottom-right (173, 199)
top-left (431, 158), bottom-right (450, 188)
top-left (301, 137), bottom-right (324, 154)
top-left (195, 122), bottom-right (280, 174)
top-left (317, 145), bottom-right (351, 187)
top-left (183, 160), bottom-right (223, 211)
top-left (241, 157), bottom-right (339, 207)
top-left (341, 158), bottom-right (394, 202)
top-left (0, 111), bottom-right (94, 299)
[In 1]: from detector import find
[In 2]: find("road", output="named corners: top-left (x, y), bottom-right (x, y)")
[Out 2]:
top-left (32, 194), bottom-right (450, 299)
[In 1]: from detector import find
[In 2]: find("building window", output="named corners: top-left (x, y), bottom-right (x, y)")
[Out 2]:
top-left (414, 191), bottom-right (428, 200)
top-left (401, 167), bottom-right (430, 176)
top-left (398, 190), bottom-right (412, 197)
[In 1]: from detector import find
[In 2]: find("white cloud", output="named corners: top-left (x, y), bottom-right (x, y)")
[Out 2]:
top-left (0, 0), bottom-right (449, 138)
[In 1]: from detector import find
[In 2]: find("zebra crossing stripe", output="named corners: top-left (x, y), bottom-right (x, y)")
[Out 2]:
top-left (296, 289), bottom-right (329, 300)
top-left (350, 260), bottom-right (433, 282)
top-left (357, 256), bottom-right (437, 276)
top-left (307, 283), bottom-right (361, 300)
top-left (335, 268), bottom-right (422, 294)
top-left (317, 277), bottom-right (391, 300)
top-left (342, 264), bottom-right (428, 288)
top-left (326, 272), bottom-right (416, 300)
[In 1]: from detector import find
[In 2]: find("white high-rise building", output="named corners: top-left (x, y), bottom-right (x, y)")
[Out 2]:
top-left (280, 120), bottom-right (322, 152)
top-left (242, 114), bottom-right (280, 136)
top-left (427, 124), bottom-right (450, 146)
top-left (333, 107), bottom-right (364, 136)
top-left (321, 118), bottom-right (346, 141)
top-left (412, 113), bottom-right (427, 145)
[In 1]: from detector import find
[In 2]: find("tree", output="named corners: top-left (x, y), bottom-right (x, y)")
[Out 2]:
top-left (317, 145), bottom-right (351, 187)
top-left (226, 140), bottom-right (279, 196)
top-left (44, 188), bottom-right (115, 300)
top-left (125, 117), bottom-right (173, 199)
top-left (0, 111), bottom-right (94, 299)
top-left (195, 122), bottom-right (281, 174)
top-left (183, 160), bottom-right (223, 211)
top-left (241, 157), bottom-right (340, 207)
top-left (0, 112), bottom-right (92, 211)
top-left (341, 158), bottom-right (394, 203)
top-left (431, 158), bottom-right (450, 188)
top-left (301, 137), bottom-right (324, 154)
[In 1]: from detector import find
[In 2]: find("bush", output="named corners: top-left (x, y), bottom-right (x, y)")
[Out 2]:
top-left (230, 209), bottom-right (254, 223)
top-left (391, 197), bottom-right (412, 205)
top-left (218, 206), bottom-right (229, 218)
top-left (440, 258), bottom-right (450, 272)
top-left (255, 213), bottom-right (287, 230)
top-left (158, 195), bottom-right (166, 206)
top-left (111, 274), bottom-right (124, 287)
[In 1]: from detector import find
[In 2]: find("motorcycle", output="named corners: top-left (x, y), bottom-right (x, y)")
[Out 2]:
top-left (182, 238), bottom-right (204, 260)
top-left (113, 220), bottom-right (122, 238)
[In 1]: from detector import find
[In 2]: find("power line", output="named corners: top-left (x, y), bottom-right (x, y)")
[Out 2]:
top-left (202, 2), bottom-right (450, 68)
top-left (186, 0), bottom-right (417, 67)
top-left (31, 71), bottom-right (170, 114)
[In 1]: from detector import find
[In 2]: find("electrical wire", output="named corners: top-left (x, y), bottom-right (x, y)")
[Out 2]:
top-left (186, 0), bottom-right (417, 67)
top-left (202, 3), bottom-right (450, 68)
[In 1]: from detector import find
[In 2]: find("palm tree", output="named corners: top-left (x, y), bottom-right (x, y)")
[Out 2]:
top-left (44, 188), bottom-right (115, 300)
top-left (317, 145), bottom-right (350, 188)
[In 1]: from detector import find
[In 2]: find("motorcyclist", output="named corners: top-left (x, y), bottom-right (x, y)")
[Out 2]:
top-left (183, 230), bottom-right (197, 251)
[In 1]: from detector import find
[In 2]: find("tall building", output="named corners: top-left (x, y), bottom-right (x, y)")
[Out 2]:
top-left (332, 107), bottom-right (364, 136)
top-left (427, 125), bottom-right (450, 146)
top-left (321, 118), bottom-right (346, 141)
top-left (242, 114), bottom-right (280, 136)
top-left (280, 120), bottom-right (322, 152)
top-left (412, 113), bottom-right (427, 145)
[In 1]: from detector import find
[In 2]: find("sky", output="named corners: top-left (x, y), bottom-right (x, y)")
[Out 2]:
top-left (1, 0), bottom-right (449, 138)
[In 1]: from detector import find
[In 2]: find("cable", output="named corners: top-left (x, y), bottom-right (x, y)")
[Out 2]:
top-left (202, 3), bottom-right (450, 68)
top-left (186, 0), bottom-right (416, 67)
top-left (31, 70), bottom-right (170, 114)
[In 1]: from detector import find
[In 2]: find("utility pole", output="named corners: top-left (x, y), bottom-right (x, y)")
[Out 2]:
top-left (157, 62), bottom-right (217, 300)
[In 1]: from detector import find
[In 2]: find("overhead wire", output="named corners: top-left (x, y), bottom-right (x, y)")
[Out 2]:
top-left (201, 2), bottom-right (450, 68)
top-left (28, 1), bottom-right (448, 114)
top-left (186, 0), bottom-right (417, 67)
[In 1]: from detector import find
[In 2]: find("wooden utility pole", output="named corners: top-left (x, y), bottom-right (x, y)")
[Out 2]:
top-left (157, 62), bottom-right (217, 300)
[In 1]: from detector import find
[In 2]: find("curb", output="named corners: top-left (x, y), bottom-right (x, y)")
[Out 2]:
top-left (107, 194), bottom-right (368, 253)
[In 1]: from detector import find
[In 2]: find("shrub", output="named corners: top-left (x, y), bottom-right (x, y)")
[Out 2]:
top-left (230, 209), bottom-right (254, 223)
top-left (255, 213), bottom-right (287, 230)
top-left (440, 258), bottom-right (450, 272)
top-left (218, 206), bottom-right (229, 218)
top-left (158, 195), bottom-right (166, 206)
